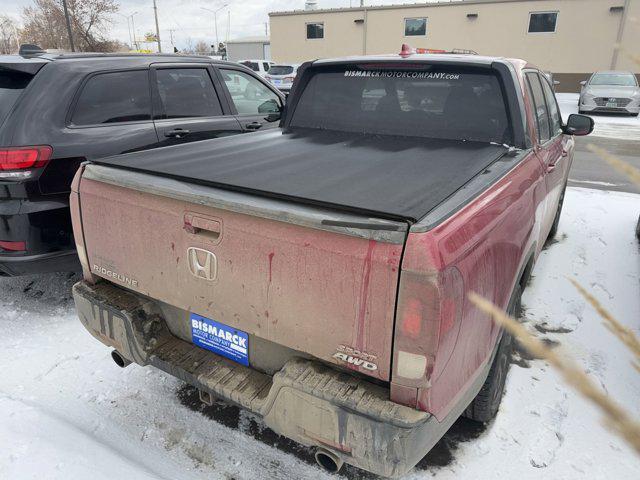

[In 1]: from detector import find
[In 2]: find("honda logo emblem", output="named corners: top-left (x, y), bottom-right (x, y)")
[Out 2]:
top-left (187, 247), bottom-right (217, 281)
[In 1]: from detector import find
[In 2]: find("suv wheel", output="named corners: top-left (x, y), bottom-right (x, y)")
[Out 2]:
top-left (463, 284), bottom-right (521, 422)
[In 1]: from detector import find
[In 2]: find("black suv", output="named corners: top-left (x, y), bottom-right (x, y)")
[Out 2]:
top-left (0, 48), bottom-right (284, 276)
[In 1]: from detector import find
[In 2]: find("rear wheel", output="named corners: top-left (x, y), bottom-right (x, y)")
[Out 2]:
top-left (463, 284), bottom-right (521, 422)
top-left (546, 183), bottom-right (567, 243)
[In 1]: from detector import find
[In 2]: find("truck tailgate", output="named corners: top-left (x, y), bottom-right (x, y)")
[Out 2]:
top-left (77, 164), bottom-right (407, 381)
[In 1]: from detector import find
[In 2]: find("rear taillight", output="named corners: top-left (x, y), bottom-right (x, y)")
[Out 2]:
top-left (0, 240), bottom-right (26, 252)
top-left (284, 76), bottom-right (295, 82)
top-left (0, 146), bottom-right (52, 179)
top-left (391, 265), bottom-right (463, 414)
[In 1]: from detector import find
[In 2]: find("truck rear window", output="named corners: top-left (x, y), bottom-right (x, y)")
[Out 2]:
top-left (0, 70), bottom-right (33, 127)
top-left (290, 66), bottom-right (512, 144)
top-left (269, 66), bottom-right (294, 76)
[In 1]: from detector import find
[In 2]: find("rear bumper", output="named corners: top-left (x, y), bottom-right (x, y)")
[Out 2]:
top-left (0, 197), bottom-right (77, 275)
top-left (274, 85), bottom-right (293, 94)
top-left (72, 280), bottom-right (451, 478)
top-left (0, 248), bottom-right (81, 276)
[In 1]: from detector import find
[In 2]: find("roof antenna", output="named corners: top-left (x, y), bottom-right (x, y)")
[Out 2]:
top-left (19, 44), bottom-right (46, 57)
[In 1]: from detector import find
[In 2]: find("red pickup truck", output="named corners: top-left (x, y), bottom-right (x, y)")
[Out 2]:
top-left (70, 52), bottom-right (593, 477)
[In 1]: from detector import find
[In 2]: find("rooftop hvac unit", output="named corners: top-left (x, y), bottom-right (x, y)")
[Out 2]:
top-left (305, 0), bottom-right (318, 10)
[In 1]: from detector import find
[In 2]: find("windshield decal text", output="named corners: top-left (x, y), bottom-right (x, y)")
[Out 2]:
top-left (344, 70), bottom-right (460, 80)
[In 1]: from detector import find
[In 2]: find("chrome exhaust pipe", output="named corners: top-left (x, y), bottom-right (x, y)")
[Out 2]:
top-left (111, 350), bottom-right (132, 368)
top-left (315, 448), bottom-right (344, 474)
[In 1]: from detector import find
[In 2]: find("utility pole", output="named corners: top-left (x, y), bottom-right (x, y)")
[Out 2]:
top-left (264, 22), bottom-right (268, 36)
top-left (129, 12), bottom-right (140, 50)
top-left (153, 0), bottom-right (162, 53)
top-left (116, 13), bottom-right (133, 49)
top-left (169, 29), bottom-right (175, 48)
top-left (61, 0), bottom-right (75, 52)
top-left (201, 4), bottom-right (228, 55)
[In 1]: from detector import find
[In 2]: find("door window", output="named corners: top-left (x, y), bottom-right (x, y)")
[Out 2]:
top-left (220, 69), bottom-right (281, 115)
top-left (262, 62), bottom-right (271, 72)
top-left (72, 70), bottom-right (151, 125)
top-left (525, 72), bottom-right (551, 143)
top-left (539, 75), bottom-right (562, 136)
top-left (155, 68), bottom-right (223, 119)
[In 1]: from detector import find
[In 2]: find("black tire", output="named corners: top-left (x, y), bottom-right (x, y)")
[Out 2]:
top-left (463, 285), bottom-right (521, 423)
top-left (546, 183), bottom-right (567, 243)
top-left (635, 214), bottom-right (640, 241)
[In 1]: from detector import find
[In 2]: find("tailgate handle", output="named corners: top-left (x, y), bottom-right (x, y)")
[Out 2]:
top-left (184, 214), bottom-right (222, 243)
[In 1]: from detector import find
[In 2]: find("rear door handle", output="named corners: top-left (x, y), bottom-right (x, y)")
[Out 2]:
top-left (245, 122), bottom-right (262, 130)
top-left (547, 157), bottom-right (562, 172)
top-left (165, 128), bottom-right (191, 138)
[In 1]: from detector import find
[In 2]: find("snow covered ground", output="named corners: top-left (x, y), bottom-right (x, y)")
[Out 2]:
top-left (1, 187), bottom-right (639, 480)
top-left (557, 93), bottom-right (640, 141)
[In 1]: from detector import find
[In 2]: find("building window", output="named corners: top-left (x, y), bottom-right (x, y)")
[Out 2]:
top-left (306, 23), bottom-right (324, 39)
top-left (404, 17), bottom-right (427, 36)
top-left (528, 12), bottom-right (558, 33)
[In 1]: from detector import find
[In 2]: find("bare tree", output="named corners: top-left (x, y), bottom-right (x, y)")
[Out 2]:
top-left (183, 37), bottom-right (195, 54)
top-left (21, 0), bottom-right (120, 52)
top-left (194, 40), bottom-right (210, 55)
top-left (0, 16), bottom-right (19, 54)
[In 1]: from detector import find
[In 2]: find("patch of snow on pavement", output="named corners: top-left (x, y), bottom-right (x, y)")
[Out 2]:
top-left (557, 93), bottom-right (640, 141)
top-left (1, 187), bottom-right (639, 480)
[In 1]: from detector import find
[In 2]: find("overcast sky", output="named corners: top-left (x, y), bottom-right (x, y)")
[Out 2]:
top-left (2, 0), bottom-right (443, 51)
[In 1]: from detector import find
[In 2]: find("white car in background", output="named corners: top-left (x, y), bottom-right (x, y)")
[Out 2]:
top-left (238, 59), bottom-right (274, 78)
top-left (579, 71), bottom-right (640, 116)
top-left (265, 64), bottom-right (300, 94)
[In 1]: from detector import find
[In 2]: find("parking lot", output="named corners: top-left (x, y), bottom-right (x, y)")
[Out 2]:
top-left (1, 181), bottom-right (639, 480)
top-left (1, 109), bottom-right (639, 478)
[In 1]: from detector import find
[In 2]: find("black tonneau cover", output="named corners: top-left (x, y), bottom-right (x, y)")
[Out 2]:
top-left (94, 128), bottom-right (508, 223)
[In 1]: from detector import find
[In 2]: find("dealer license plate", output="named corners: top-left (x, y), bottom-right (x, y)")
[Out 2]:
top-left (191, 313), bottom-right (249, 366)
top-left (274, 79), bottom-right (282, 85)
top-left (606, 102), bottom-right (617, 108)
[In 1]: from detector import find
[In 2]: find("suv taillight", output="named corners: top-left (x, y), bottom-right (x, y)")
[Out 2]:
top-left (0, 240), bottom-right (26, 252)
top-left (0, 146), bottom-right (52, 179)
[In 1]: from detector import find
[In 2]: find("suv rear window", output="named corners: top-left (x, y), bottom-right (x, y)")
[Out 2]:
top-left (71, 70), bottom-right (151, 125)
top-left (269, 66), bottom-right (294, 76)
top-left (240, 61), bottom-right (259, 72)
top-left (290, 66), bottom-right (512, 144)
top-left (0, 70), bottom-right (33, 127)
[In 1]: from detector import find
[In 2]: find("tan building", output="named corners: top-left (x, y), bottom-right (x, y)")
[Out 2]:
top-left (269, 0), bottom-right (640, 91)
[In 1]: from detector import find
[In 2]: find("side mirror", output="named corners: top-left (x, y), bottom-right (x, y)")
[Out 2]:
top-left (563, 114), bottom-right (594, 136)
top-left (579, 80), bottom-right (587, 87)
top-left (265, 112), bottom-right (281, 122)
top-left (553, 80), bottom-right (560, 86)
top-left (258, 98), bottom-right (281, 114)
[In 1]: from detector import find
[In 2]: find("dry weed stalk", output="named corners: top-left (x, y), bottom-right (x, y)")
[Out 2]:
top-left (569, 279), bottom-right (640, 374)
top-left (468, 292), bottom-right (640, 456)
top-left (586, 144), bottom-right (640, 187)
